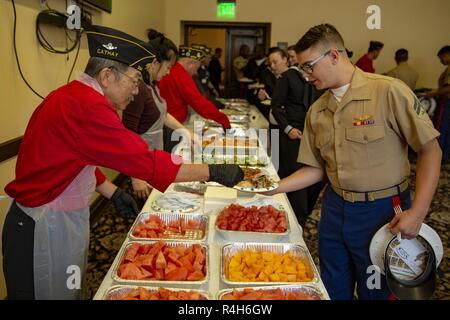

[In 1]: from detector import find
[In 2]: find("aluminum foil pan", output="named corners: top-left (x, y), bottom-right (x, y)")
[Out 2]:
top-left (112, 241), bottom-right (209, 288)
top-left (202, 154), bottom-right (269, 167)
top-left (228, 115), bottom-right (250, 124)
top-left (221, 109), bottom-right (248, 116)
top-left (128, 212), bottom-right (208, 242)
top-left (221, 243), bottom-right (319, 286)
top-left (215, 206), bottom-right (290, 242)
top-left (202, 138), bottom-right (259, 150)
top-left (217, 285), bottom-right (327, 300)
top-left (103, 285), bottom-right (211, 300)
top-left (174, 182), bottom-right (208, 195)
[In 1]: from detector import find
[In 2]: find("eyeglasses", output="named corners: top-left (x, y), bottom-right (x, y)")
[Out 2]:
top-left (299, 49), bottom-right (345, 75)
top-left (108, 66), bottom-right (143, 89)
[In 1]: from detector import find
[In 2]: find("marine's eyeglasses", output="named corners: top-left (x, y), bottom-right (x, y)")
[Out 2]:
top-left (299, 49), bottom-right (345, 75)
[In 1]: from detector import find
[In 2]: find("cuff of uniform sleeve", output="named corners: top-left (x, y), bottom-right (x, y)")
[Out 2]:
top-left (151, 151), bottom-right (183, 192)
top-left (284, 125), bottom-right (294, 135)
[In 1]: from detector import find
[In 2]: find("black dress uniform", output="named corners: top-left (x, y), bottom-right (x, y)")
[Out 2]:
top-left (271, 67), bottom-right (325, 226)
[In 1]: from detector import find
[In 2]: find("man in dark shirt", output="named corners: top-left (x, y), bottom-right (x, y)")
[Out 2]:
top-left (209, 48), bottom-right (224, 95)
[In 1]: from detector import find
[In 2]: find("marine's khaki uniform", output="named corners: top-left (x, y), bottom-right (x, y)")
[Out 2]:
top-left (299, 67), bottom-right (439, 193)
top-left (385, 62), bottom-right (419, 90)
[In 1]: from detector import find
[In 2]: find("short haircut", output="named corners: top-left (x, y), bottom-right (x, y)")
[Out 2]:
top-left (215, 48), bottom-right (223, 53)
top-left (268, 47), bottom-right (287, 59)
top-left (84, 57), bottom-right (129, 79)
top-left (287, 45), bottom-right (296, 52)
top-left (395, 49), bottom-right (409, 62)
top-left (438, 45), bottom-right (450, 56)
top-left (368, 41), bottom-right (384, 52)
top-left (295, 24), bottom-right (345, 53)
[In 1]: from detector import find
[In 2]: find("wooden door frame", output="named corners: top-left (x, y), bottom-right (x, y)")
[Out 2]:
top-left (181, 21), bottom-right (271, 97)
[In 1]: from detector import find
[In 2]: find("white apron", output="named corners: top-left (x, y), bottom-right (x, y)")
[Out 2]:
top-left (17, 166), bottom-right (96, 300)
top-left (11, 74), bottom-right (103, 300)
top-left (140, 85), bottom-right (167, 150)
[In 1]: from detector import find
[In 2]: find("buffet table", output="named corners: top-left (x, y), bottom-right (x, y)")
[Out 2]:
top-left (94, 100), bottom-right (330, 300)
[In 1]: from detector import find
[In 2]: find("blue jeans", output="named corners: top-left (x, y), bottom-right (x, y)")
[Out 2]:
top-left (318, 186), bottom-right (412, 300)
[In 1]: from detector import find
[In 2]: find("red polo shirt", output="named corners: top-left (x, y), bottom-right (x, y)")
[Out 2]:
top-left (158, 62), bottom-right (231, 128)
top-left (355, 54), bottom-right (375, 73)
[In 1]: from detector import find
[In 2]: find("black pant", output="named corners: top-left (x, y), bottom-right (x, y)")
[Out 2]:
top-left (2, 201), bottom-right (36, 300)
top-left (278, 132), bottom-right (324, 227)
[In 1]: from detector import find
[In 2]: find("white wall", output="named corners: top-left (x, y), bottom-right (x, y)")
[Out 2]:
top-left (164, 0), bottom-right (450, 89)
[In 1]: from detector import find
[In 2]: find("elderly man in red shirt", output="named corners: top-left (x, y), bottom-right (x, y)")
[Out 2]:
top-left (2, 26), bottom-right (243, 300)
top-left (158, 46), bottom-right (231, 151)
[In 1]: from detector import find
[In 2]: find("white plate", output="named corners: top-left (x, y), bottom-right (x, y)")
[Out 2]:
top-left (233, 168), bottom-right (278, 193)
top-left (151, 192), bottom-right (201, 214)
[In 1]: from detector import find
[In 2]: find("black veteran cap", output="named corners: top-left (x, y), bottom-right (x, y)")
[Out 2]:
top-left (86, 25), bottom-right (157, 72)
top-left (191, 44), bottom-right (212, 55)
top-left (179, 45), bottom-right (205, 61)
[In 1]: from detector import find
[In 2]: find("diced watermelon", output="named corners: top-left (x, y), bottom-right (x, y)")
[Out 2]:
top-left (141, 254), bottom-right (155, 272)
top-left (120, 263), bottom-right (143, 280)
top-left (139, 268), bottom-right (153, 279)
top-left (180, 219), bottom-right (186, 233)
top-left (184, 251), bottom-right (196, 264)
top-left (193, 261), bottom-right (203, 272)
top-left (165, 267), bottom-right (188, 281)
top-left (178, 256), bottom-right (194, 273)
top-left (148, 241), bottom-right (165, 255)
top-left (165, 262), bottom-right (177, 275)
top-left (187, 270), bottom-right (204, 281)
top-left (124, 243), bottom-right (140, 262)
top-left (155, 251), bottom-right (167, 270)
top-left (154, 269), bottom-right (164, 280)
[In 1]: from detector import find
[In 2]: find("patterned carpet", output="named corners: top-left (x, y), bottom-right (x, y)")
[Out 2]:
top-left (86, 159), bottom-right (449, 300)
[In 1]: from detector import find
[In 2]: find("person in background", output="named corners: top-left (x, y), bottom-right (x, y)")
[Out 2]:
top-left (123, 29), bottom-right (194, 201)
top-left (267, 23), bottom-right (441, 300)
top-left (385, 49), bottom-right (419, 90)
top-left (287, 45), bottom-right (299, 67)
top-left (244, 44), bottom-right (267, 80)
top-left (270, 47), bottom-right (324, 226)
top-left (355, 41), bottom-right (384, 73)
top-left (158, 45), bottom-right (231, 152)
top-left (192, 44), bottom-right (224, 109)
top-left (253, 48), bottom-right (281, 121)
top-left (2, 25), bottom-right (244, 300)
top-left (427, 45), bottom-right (450, 164)
top-left (233, 44), bottom-right (251, 81)
top-left (209, 48), bottom-right (224, 96)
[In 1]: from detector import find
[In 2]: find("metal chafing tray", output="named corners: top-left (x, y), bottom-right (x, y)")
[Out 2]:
top-left (112, 241), bottom-right (209, 289)
top-left (103, 285), bottom-right (211, 300)
top-left (215, 206), bottom-right (290, 242)
top-left (221, 243), bottom-right (319, 287)
top-left (128, 212), bottom-right (208, 242)
top-left (217, 285), bottom-right (326, 300)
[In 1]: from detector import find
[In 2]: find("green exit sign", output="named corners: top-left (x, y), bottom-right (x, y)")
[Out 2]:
top-left (217, 2), bottom-right (236, 19)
